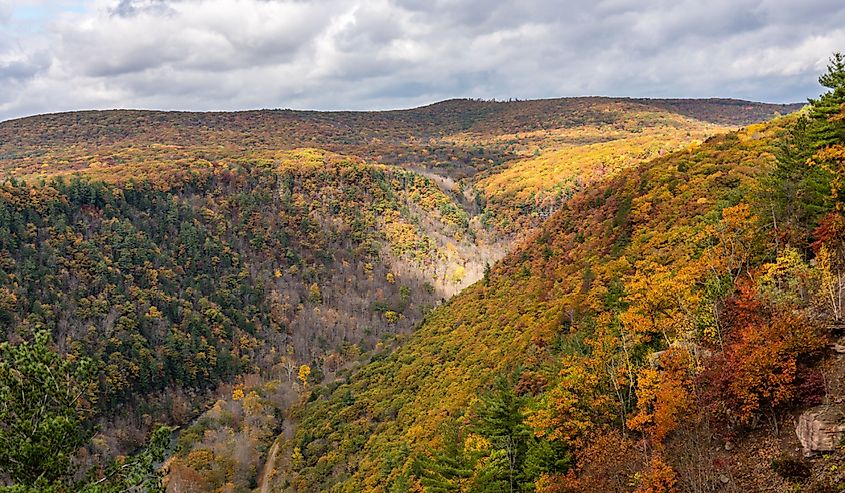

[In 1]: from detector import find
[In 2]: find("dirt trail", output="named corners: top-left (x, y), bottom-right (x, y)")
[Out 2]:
top-left (258, 438), bottom-right (281, 493)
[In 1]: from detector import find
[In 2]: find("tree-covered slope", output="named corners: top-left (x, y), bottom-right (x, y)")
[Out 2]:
top-left (276, 117), bottom-right (785, 492)
top-left (0, 93), bottom-right (810, 492)
top-left (275, 60), bottom-right (845, 493)
top-left (0, 148), bottom-right (496, 491)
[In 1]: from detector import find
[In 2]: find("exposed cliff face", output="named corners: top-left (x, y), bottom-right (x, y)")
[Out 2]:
top-left (796, 405), bottom-right (845, 457)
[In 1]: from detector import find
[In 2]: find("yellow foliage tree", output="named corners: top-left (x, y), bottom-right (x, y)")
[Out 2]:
top-left (308, 283), bottom-right (322, 304)
top-left (816, 244), bottom-right (844, 320)
top-left (705, 202), bottom-right (759, 282)
top-left (450, 265), bottom-right (466, 284)
top-left (620, 261), bottom-right (700, 346)
top-left (811, 144), bottom-right (845, 209)
top-left (298, 364), bottom-right (311, 387)
top-left (529, 361), bottom-right (614, 445)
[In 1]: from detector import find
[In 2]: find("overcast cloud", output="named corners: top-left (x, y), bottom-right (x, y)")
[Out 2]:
top-left (0, 0), bottom-right (843, 121)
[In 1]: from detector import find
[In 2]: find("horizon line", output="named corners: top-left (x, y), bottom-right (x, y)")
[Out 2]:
top-left (1, 95), bottom-right (807, 125)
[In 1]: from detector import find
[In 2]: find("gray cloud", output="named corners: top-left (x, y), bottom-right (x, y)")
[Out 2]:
top-left (110, 0), bottom-right (178, 17)
top-left (0, 0), bottom-right (843, 121)
top-left (0, 51), bottom-right (48, 80)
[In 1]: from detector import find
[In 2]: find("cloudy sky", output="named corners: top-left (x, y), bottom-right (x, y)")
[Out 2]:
top-left (0, 0), bottom-right (843, 121)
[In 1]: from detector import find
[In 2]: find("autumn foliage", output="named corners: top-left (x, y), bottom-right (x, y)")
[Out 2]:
top-left (0, 63), bottom-right (840, 492)
top-left (273, 56), bottom-right (845, 493)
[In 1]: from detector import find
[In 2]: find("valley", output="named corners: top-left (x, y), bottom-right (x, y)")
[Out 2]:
top-left (3, 91), bottom-right (841, 493)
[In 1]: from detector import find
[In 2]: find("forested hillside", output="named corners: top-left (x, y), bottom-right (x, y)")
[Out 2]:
top-left (270, 56), bottom-right (845, 492)
top-left (7, 133), bottom-right (530, 482)
top-left (0, 89), bottom-right (811, 491)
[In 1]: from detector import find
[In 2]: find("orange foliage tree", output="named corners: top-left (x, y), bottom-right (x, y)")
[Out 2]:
top-left (635, 455), bottom-right (678, 493)
top-left (535, 431), bottom-right (643, 493)
top-left (627, 348), bottom-right (694, 443)
top-left (702, 282), bottom-right (825, 427)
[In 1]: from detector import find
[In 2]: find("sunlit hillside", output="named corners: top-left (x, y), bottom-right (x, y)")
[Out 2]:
top-left (268, 66), bottom-right (845, 492)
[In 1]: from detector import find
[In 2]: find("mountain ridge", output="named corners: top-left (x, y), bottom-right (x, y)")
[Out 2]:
top-left (0, 96), bottom-right (803, 127)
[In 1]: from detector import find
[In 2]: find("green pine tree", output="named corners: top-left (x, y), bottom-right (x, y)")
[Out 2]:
top-left (763, 116), bottom-right (832, 240)
top-left (473, 377), bottom-right (534, 493)
top-left (413, 423), bottom-right (478, 493)
top-left (809, 52), bottom-right (845, 148)
top-left (0, 331), bottom-right (97, 487)
top-left (77, 426), bottom-right (172, 493)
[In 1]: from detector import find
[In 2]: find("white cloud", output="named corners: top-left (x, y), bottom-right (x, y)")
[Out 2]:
top-left (0, 0), bottom-right (843, 121)
top-left (0, 3), bottom-right (11, 23)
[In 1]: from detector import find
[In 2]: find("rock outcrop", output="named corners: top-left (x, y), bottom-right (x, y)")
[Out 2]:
top-left (796, 405), bottom-right (845, 457)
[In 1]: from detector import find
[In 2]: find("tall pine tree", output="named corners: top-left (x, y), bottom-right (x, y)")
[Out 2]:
top-left (413, 423), bottom-right (481, 493)
top-left (809, 52), bottom-right (845, 148)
